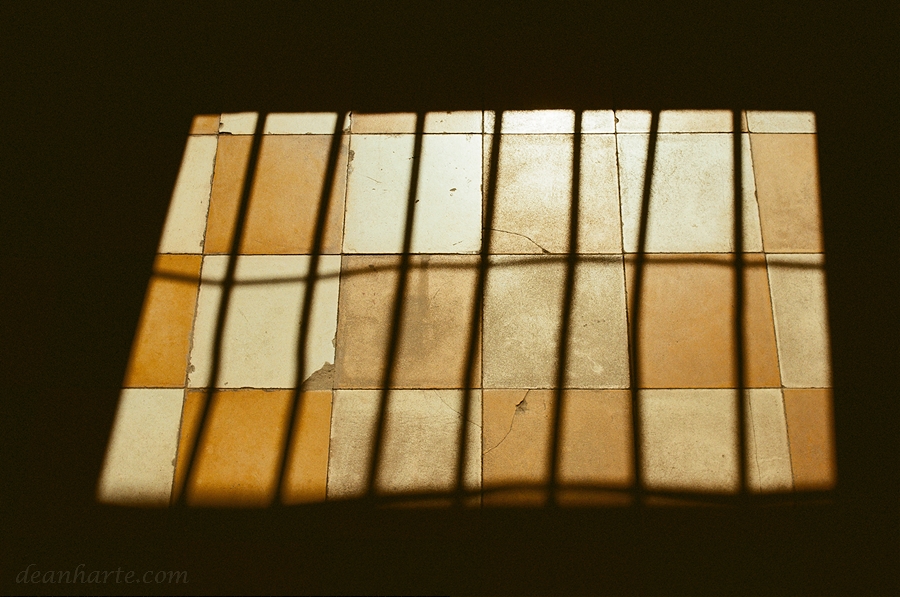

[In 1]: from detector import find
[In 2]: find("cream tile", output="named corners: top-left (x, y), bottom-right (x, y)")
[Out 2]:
top-left (327, 389), bottom-right (481, 499)
top-left (157, 135), bottom-right (217, 254)
top-left (334, 255), bottom-right (480, 389)
top-left (350, 112), bottom-right (417, 133)
top-left (219, 112), bottom-right (258, 134)
top-left (342, 134), bottom-right (482, 253)
top-left (640, 389), bottom-right (793, 493)
top-left (97, 388), bottom-right (184, 505)
top-left (483, 255), bottom-right (630, 388)
top-left (424, 111), bottom-right (483, 133)
top-left (487, 134), bottom-right (622, 253)
top-left (582, 110), bottom-right (617, 133)
top-left (766, 254), bottom-right (831, 388)
top-left (617, 133), bottom-right (763, 252)
top-left (264, 112), bottom-right (351, 134)
top-left (188, 255), bottom-right (341, 389)
top-left (485, 109), bottom-right (575, 133)
top-left (745, 388), bottom-right (793, 492)
top-left (615, 110), bottom-right (735, 133)
top-left (746, 111), bottom-right (816, 133)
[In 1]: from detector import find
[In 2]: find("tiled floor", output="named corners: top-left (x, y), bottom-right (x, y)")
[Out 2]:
top-left (97, 109), bottom-right (836, 507)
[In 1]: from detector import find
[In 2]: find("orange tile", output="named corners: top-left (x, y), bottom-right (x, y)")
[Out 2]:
top-left (750, 134), bottom-right (823, 252)
top-left (783, 388), bottom-right (836, 490)
top-left (624, 254), bottom-right (781, 388)
top-left (123, 255), bottom-right (201, 388)
top-left (204, 135), bottom-right (252, 254)
top-left (173, 389), bottom-right (333, 506)
top-left (482, 389), bottom-right (633, 506)
top-left (334, 255), bottom-right (481, 389)
top-left (204, 135), bottom-right (349, 254)
top-left (189, 114), bottom-right (221, 135)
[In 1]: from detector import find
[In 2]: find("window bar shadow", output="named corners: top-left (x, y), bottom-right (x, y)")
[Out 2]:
top-left (173, 112), bottom-right (268, 507)
top-left (734, 108), bottom-right (748, 498)
top-left (365, 112), bottom-right (426, 499)
top-left (273, 111), bottom-right (349, 505)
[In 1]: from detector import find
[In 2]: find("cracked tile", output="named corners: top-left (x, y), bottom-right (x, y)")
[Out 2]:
top-left (617, 133), bottom-right (763, 252)
top-left (624, 254), bottom-right (781, 388)
top-left (188, 255), bottom-right (340, 389)
top-left (157, 135), bottom-right (217, 254)
top-left (327, 389), bottom-right (481, 499)
top-left (123, 254), bottom-right (202, 388)
top-left (783, 388), bottom-right (836, 490)
top-left (203, 135), bottom-right (349, 254)
top-left (750, 133), bottom-right (823, 252)
top-left (342, 134), bottom-right (482, 253)
top-left (483, 255), bottom-right (630, 388)
top-left (334, 255), bottom-right (480, 389)
top-left (766, 254), bottom-right (831, 388)
top-left (97, 388), bottom-right (184, 505)
top-left (485, 133), bottom-right (622, 253)
top-left (640, 389), bottom-right (792, 493)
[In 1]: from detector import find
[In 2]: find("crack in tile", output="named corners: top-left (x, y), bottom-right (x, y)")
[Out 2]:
top-left (434, 390), bottom-right (481, 428)
top-left (483, 390), bottom-right (529, 456)
top-left (490, 228), bottom-right (551, 254)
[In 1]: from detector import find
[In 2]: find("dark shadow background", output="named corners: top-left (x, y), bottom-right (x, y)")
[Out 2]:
top-left (1, 1), bottom-right (896, 594)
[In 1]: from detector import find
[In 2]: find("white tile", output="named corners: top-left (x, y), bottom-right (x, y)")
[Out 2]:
top-left (342, 134), bottom-right (482, 253)
top-left (188, 255), bottom-right (341, 388)
top-left (640, 389), bottom-right (793, 493)
top-left (96, 388), bottom-right (184, 505)
top-left (424, 111), bottom-right (483, 133)
top-left (327, 389), bottom-right (482, 498)
top-left (616, 110), bottom-right (735, 133)
top-left (485, 110), bottom-right (576, 133)
top-left (263, 112), bottom-right (350, 134)
top-left (488, 134), bottom-right (622, 253)
top-left (746, 111), bottom-right (816, 133)
top-left (766, 254), bottom-right (832, 387)
top-left (582, 110), bottom-right (617, 133)
top-left (157, 135), bottom-right (217, 254)
top-left (617, 133), bottom-right (763, 252)
top-left (219, 112), bottom-right (258, 134)
top-left (483, 255), bottom-right (630, 388)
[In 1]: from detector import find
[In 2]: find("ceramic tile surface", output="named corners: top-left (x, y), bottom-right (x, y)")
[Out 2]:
top-left (103, 109), bottom-right (833, 507)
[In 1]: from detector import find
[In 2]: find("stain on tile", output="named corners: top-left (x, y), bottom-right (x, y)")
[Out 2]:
top-left (624, 254), bottom-right (781, 388)
top-left (97, 388), bottom-right (184, 505)
top-left (123, 254), bottom-right (202, 388)
top-left (483, 255), bottom-right (630, 388)
top-left (334, 255), bottom-right (480, 389)
top-left (485, 134), bottom-right (622, 254)
top-left (327, 389), bottom-right (481, 499)
top-left (750, 134), bottom-right (823, 252)
top-left (783, 388), bottom-right (836, 490)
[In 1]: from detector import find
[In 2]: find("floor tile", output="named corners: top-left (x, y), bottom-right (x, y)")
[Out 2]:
top-left (625, 254), bottom-right (781, 388)
top-left (157, 135), bottom-right (218, 254)
top-left (766, 254), bottom-right (831, 388)
top-left (485, 110), bottom-right (574, 133)
top-left (327, 389), bottom-right (481, 499)
top-left (282, 390), bottom-right (333, 504)
top-left (264, 112), bottom-right (351, 135)
top-left (204, 135), bottom-right (253, 254)
top-left (750, 134), bottom-right (823, 252)
top-left (351, 111), bottom-right (482, 134)
top-left (97, 388), bottom-right (184, 505)
top-left (745, 111), bottom-right (816, 133)
top-left (123, 254), bottom-right (202, 388)
top-left (188, 255), bottom-right (341, 389)
top-left (782, 388), bottom-right (836, 490)
top-left (617, 133), bottom-right (763, 252)
top-left (342, 134), bottom-right (482, 253)
top-left (174, 389), bottom-right (286, 506)
top-left (640, 389), bottom-right (792, 493)
top-left (334, 255), bottom-right (480, 389)
top-left (190, 114), bottom-right (221, 135)
top-left (219, 112), bottom-right (258, 134)
top-left (615, 110), bottom-right (736, 133)
top-left (482, 389), bottom-right (633, 505)
top-left (483, 255), bottom-right (630, 388)
top-left (485, 134), bottom-right (622, 253)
